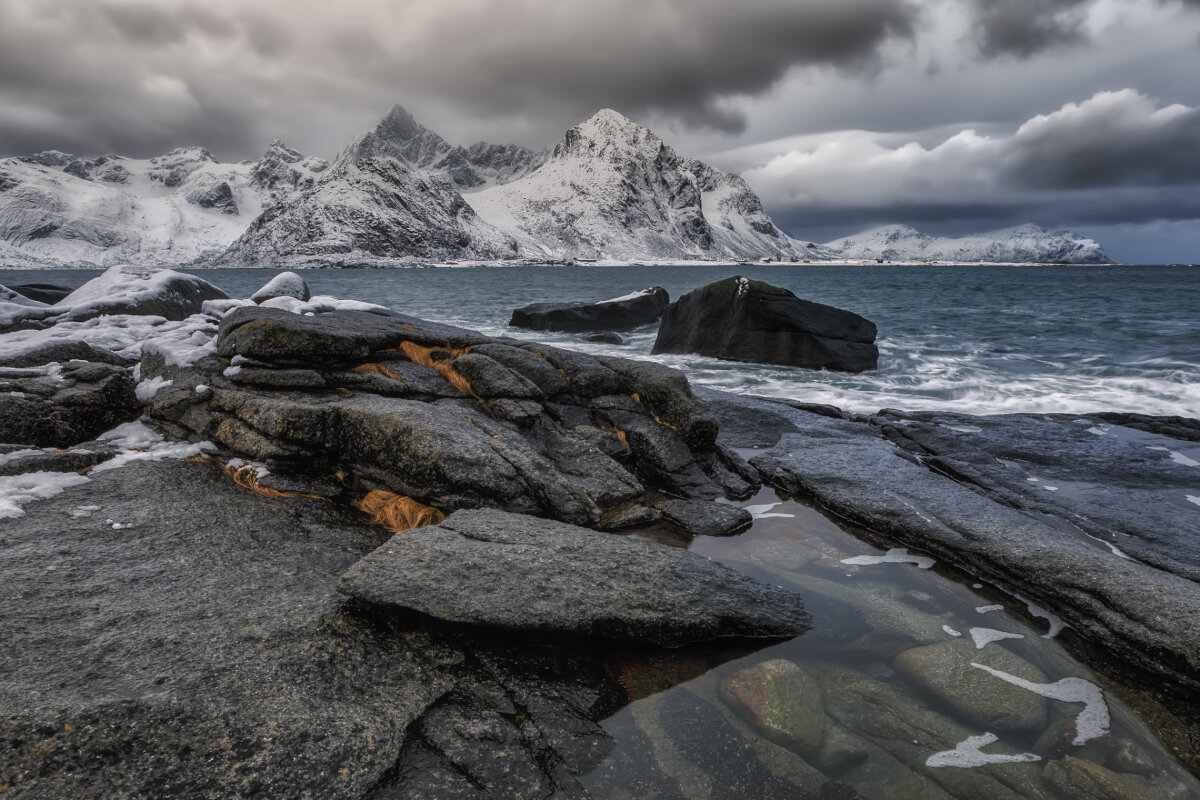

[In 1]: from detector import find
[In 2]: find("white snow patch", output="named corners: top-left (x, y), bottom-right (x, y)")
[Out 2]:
top-left (91, 440), bottom-right (216, 473)
top-left (971, 664), bottom-right (1110, 745)
top-left (596, 289), bottom-right (653, 305)
top-left (841, 548), bottom-right (935, 569)
top-left (99, 420), bottom-right (163, 448)
top-left (0, 471), bottom-right (91, 519)
top-left (946, 425), bottom-right (983, 434)
top-left (969, 627), bottom-right (1025, 649)
top-left (745, 502), bottom-right (795, 519)
top-left (70, 504), bottom-right (101, 518)
top-left (926, 733), bottom-right (1040, 769)
top-left (135, 375), bottom-right (173, 403)
top-left (195, 384), bottom-right (209, 393)
top-left (0, 448), bottom-right (44, 467)
top-left (223, 365), bottom-right (242, 378)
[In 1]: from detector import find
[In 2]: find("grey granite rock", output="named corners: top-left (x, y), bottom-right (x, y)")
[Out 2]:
top-left (338, 508), bottom-right (811, 646)
top-left (658, 498), bottom-right (753, 537)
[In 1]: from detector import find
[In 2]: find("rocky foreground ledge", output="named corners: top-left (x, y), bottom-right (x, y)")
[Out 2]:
top-left (2, 266), bottom-right (1199, 796)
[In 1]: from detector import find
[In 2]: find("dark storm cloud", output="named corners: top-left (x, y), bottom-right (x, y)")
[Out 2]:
top-left (967, 0), bottom-right (1092, 59)
top-left (0, 0), bottom-right (920, 159)
top-left (741, 90), bottom-right (1200, 235)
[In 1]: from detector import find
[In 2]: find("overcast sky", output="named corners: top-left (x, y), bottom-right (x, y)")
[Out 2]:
top-left (2, 0), bottom-right (1198, 261)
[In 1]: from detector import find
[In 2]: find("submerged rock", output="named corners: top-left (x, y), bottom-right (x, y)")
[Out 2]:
top-left (652, 277), bottom-right (878, 372)
top-left (718, 659), bottom-right (825, 756)
top-left (893, 639), bottom-right (1048, 731)
top-left (338, 508), bottom-right (812, 646)
top-left (510, 286), bottom-right (669, 332)
top-left (582, 330), bottom-right (627, 345)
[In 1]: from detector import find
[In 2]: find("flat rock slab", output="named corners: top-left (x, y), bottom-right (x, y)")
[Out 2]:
top-left (339, 508), bottom-right (811, 647)
top-left (876, 409), bottom-right (1200, 582)
top-left (658, 498), bottom-right (753, 537)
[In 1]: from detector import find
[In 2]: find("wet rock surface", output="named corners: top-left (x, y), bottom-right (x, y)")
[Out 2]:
top-left (339, 508), bottom-right (811, 647)
top-left (697, 388), bottom-right (1200, 712)
top-left (510, 286), bottom-right (669, 333)
top-left (657, 498), bottom-right (753, 537)
top-left (652, 277), bottom-right (878, 372)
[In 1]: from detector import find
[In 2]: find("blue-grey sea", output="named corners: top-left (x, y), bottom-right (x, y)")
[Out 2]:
top-left (8, 263), bottom-right (1199, 416)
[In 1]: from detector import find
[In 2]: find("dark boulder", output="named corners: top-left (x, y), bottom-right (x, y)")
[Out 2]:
top-left (338, 508), bottom-right (811, 646)
top-left (186, 180), bottom-right (239, 215)
top-left (652, 277), bottom-right (878, 373)
top-left (6, 283), bottom-right (73, 304)
top-left (510, 287), bottom-right (669, 333)
top-left (0, 361), bottom-right (138, 447)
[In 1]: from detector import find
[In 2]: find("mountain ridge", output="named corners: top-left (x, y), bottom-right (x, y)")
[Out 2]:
top-left (0, 106), bottom-right (1113, 267)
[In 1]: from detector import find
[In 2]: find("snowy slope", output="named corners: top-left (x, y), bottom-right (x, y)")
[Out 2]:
top-left (350, 105), bottom-right (545, 190)
top-left (467, 109), bottom-right (808, 261)
top-left (219, 115), bottom-right (520, 266)
top-left (0, 144), bottom-right (325, 267)
top-left (823, 224), bottom-right (1112, 264)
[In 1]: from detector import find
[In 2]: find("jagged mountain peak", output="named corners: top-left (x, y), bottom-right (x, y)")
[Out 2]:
top-left (262, 139), bottom-right (305, 164)
top-left (375, 104), bottom-right (427, 142)
top-left (557, 109), bottom-right (664, 161)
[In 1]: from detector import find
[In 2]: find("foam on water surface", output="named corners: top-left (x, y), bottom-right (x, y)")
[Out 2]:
top-left (971, 664), bottom-right (1110, 745)
top-left (925, 733), bottom-right (1041, 769)
top-left (841, 547), bottom-right (935, 569)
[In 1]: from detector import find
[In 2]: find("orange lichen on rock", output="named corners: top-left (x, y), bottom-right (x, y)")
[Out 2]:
top-left (357, 490), bottom-right (445, 532)
top-left (615, 429), bottom-right (631, 452)
top-left (223, 462), bottom-right (319, 499)
top-left (398, 340), bottom-right (479, 399)
top-left (352, 362), bottom-right (408, 382)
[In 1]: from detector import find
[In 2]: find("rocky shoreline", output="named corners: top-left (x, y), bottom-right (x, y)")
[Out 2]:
top-left (2, 266), bottom-right (1198, 798)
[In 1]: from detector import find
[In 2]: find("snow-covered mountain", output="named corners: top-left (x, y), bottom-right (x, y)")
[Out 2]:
top-left (0, 143), bottom-right (326, 267)
top-left (0, 105), bottom-right (1113, 268)
top-left (823, 224), bottom-right (1111, 264)
top-left (221, 117), bottom-right (520, 265)
top-left (467, 109), bottom-right (811, 261)
top-left (351, 105), bottom-right (546, 190)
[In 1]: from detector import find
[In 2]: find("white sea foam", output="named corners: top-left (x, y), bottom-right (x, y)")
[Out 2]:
top-left (744, 502), bottom-right (795, 519)
top-left (976, 604), bottom-right (1005, 614)
top-left (841, 548), bottom-right (935, 569)
top-left (969, 627), bottom-right (1025, 649)
top-left (943, 625), bottom-right (963, 638)
top-left (926, 733), bottom-right (1040, 769)
top-left (970, 664), bottom-right (1110, 745)
top-left (1188, 495), bottom-right (1200, 507)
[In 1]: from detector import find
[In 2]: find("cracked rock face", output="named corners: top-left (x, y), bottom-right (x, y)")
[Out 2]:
top-left (339, 508), bottom-right (811, 646)
top-left (148, 305), bottom-right (753, 526)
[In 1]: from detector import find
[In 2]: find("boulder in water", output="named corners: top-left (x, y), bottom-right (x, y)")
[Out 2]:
top-left (251, 270), bottom-right (311, 303)
top-left (5, 283), bottom-right (72, 305)
top-left (652, 277), bottom-right (878, 372)
top-left (509, 287), bottom-right (669, 332)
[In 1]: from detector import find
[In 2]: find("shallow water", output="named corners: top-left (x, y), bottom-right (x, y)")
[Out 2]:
top-left (7, 263), bottom-right (1197, 416)
top-left (580, 487), bottom-right (1200, 798)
